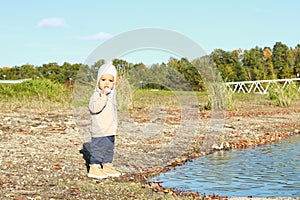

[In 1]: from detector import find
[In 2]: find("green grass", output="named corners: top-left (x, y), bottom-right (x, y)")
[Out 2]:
top-left (1, 78), bottom-right (298, 113)
top-left (0, 79), bottom-right (72, 111)
top-left (130, 89), bottom-right (210, 108)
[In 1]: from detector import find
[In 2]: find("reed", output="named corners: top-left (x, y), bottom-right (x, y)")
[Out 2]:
top-left (268, 82), bottom-right (299, 107)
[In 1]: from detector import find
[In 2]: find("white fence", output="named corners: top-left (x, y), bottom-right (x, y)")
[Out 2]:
top-left (225, 78), bottom-right (300, 94)
top-left (0, 79), bottom-right (31, 84)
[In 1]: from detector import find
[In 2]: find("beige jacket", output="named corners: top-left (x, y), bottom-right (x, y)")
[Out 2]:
top-left (89, 63), bottom-right (118, 137)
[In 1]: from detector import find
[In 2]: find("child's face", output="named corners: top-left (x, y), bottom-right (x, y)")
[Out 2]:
top-left (98, 74), bottom-right (114, 90)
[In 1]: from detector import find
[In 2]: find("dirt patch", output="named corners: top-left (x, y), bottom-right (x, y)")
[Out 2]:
top-left (0, 103), bottom-right (299, 199)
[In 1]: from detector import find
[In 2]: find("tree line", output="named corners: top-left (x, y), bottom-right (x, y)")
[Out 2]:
top-left (211, 41), bottom-right (300, 82)
top-left (1, 41), bottom-right (300, 91)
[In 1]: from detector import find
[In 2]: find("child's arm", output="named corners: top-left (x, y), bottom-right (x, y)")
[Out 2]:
top-left (89, 91), bottom-right (108, 114)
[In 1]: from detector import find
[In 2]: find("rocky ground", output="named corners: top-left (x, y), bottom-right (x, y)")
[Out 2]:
top-left (0, 102), bottom-right (300, 199)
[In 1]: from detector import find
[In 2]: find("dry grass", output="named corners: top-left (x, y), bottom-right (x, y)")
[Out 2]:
top-left (1, 90), bottom-right (300, 199)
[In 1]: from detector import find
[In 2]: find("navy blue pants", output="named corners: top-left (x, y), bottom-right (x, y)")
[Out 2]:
top-left (90, 136), bottom-right (115, 165)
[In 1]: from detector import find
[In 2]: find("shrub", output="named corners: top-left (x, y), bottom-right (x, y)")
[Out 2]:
top-left (116, 76), bottom-right (134, 111)
top-left (0, 79), bottom-right (71, 109)
top-left (268, 82), bottom-right (299, 107)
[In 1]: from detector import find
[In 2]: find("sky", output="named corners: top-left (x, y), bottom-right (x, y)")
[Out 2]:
top-left (1, 0), bottom-right (300, 67)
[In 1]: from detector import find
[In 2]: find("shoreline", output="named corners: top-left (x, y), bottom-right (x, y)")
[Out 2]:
top-left (124, 131), bottom-right (300, 199)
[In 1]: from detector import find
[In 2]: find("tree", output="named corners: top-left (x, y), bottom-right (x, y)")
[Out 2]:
top-left (168, 57), bottom-right (204, 91)
top-left (230, 49), bottom-right (246, 81)
top-left (292, 44), bottom-right (300, 77)
top-left (272, 42), bottom-right (293, 79)
top-left (179, 57), bottom-right (202, 90)
top-left (242, 46), bottom-right (266, 80)
top-left (113, 59), bottom-right (131, 77)
top-left (125, 62), bottom-right (147, 88)
top-left (263, 47), bottom-right (275, 79)
top-left (211, 49), bottom-right (245, 82)
top-left (210, 49), bottom-right (230, 81)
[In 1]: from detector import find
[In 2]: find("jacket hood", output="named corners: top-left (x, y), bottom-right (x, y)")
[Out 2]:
top-left (95, 62), bottom-right (117, 105)
top-left (96, 62), bottom-right (117, 87)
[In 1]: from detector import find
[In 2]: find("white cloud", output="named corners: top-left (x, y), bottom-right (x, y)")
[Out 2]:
top-left (37, 18), bottom-right (67, 28)
top-left (80, 32), bottom-right (112, 41)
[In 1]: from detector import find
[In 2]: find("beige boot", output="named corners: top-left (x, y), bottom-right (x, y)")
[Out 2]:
top-left (103, 163), bottom-right (121, 177)
top-left (88, 164), bottom-right (108, 179)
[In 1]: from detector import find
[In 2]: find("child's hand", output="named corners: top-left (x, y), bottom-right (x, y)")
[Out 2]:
top-left (102, 87), bottom-right (111, 95)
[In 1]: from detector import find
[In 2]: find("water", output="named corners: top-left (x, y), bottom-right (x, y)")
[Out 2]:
top-left (150, 135), bottom-right (300, 197)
